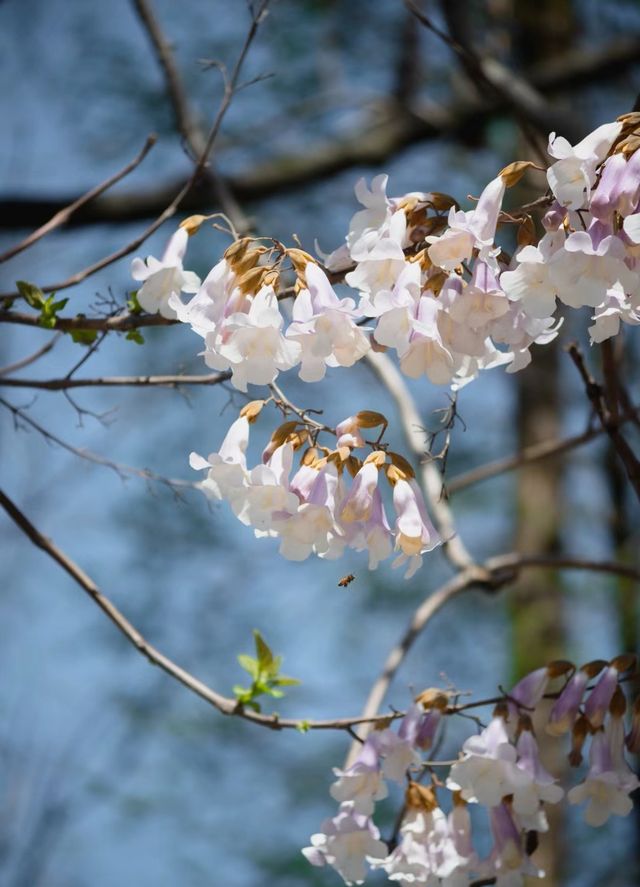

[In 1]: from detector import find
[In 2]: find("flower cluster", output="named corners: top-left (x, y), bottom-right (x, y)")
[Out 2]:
top-left (303, 656), bottom-right (640, 885)
top-left (132, 114), bottom-right (640, 392)
top-left (189, 405), bottom-right (441, 578)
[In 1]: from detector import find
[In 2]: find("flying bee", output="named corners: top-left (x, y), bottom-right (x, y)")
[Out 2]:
top-left (338, 573), bottom-right (355, 588)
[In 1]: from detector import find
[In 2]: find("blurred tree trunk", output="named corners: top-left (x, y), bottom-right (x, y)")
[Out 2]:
top-left (604, 345), bottom-right (640, 877)
top-left (508, 2), bottom-right (574, 885)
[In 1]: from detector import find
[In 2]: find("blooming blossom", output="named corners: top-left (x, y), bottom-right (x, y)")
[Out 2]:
top-left (568, 727), bottom-right (639, 827)
top-left (303, 803), bottom-right (387, 885)
top-left (546, 121), bottom-right (622, 209)
top-left (131, 227), bottom-right (201, 318)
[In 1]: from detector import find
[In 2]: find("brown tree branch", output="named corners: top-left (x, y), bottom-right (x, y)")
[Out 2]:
top-left (131, 0), bottom-right (249, 232)
top-left (0, 1), bottom-right (269, 305)
top-left (0, 309), bottom-right (177, 332)
top-left (365, 350), bottom-right (475, 570)
top-left (2, 486), bottom-right (633, 738)
top-left (567, 342), bottom-right (640, 502)
top-left (447, 403), bottom-right (640, 493)
top-left (1, 36), bottom-right (638, 236)
top-left (0, 333), bottom-right (63, 377)
top-left (0, 396), bottom-right (196, 490)
top-left (0, 372), bottom-right (231, 391)
top-left (0, 136), bottom-right (157, 266)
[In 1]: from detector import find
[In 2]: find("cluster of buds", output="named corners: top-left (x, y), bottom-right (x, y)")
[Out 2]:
top-left (132, 115), bottom-right (640, 394)
top-left (190, 405), bottom-right (441, 578)
top-left (303, 656), bottom-right (640, 885)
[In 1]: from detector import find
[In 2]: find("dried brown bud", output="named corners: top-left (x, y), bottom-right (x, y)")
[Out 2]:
top-left (415, 688), bottom-right (449, 711)
top-left (611, 653), bottom-right (637, 674)
top-left (239, 399), bottom-right (266, 423)
top-left (179, 214), bottom-right (209, 236)
top-left (499, 160), bottom-right (539, 188)
top-left (405, 781), bottom-right (438, 812)
top-left (424, 192), bottom-right (458, 213)
top-left (547, 660), bottom-right (575, 679)
top-left (516, 214), bottom-right (537, 248)
top-left (581, 659), bottom-right (608, 679)
top-left (568, 715), bottom-right (591, 767)
top-left (223, 237), bottom-right (252, 263)
top-left (425, 270), bottom-right (448, 297)
top-left (355, 410), bottom-right (388, 429)
top-left (386, 451), bottom-right (416, 480)
top-left (610, 685), bottom-right (627, 719)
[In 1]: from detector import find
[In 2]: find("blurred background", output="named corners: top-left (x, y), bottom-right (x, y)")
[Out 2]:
top-left (1, 1), bottom-right (640, 885)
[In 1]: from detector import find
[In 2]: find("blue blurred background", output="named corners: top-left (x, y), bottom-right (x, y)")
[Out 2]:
top-left (1, 1), bottom-right (640, 885)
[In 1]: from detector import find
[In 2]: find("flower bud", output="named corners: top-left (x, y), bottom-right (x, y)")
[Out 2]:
top-left (569, 714), bottom-right (591, 767)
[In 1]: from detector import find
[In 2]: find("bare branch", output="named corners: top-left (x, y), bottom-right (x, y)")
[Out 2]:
top-left (0, 309), bottom-right (177, 332)
top-left (0, 396), bottom-right (195, 491)
top-left (365, 350), bottom-right (474, 570)
top-left (3, 485), bottom-right (632, 739)
top-left (0, 332), bottom-right (63, 377)
top-left (447, 403), bottom-right (640, 493)
top-left (346, 550), bottom-right (639, 766)
top-left (2, 36), bottom-right (638, 236)
top-left (0, 136), bottom-right (157, 266)
top-left (0, 372), bottom-right (231, 391)
top-left (0, 486), bottom-right (405, 734)
top-left (131, 0), bottom-right (249, 232)
top-left (0, 0), bottom-right (269, 304)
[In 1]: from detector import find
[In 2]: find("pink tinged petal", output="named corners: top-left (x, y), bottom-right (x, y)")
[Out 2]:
top-left (336, 416), bottom-right (366, 449)
top-left (471, 175), bottom-right (506, 243)
top-left (546, 669), bottom-right (590, 736)
top-left (415, 708), bottom-right (442, 750)
top-left (398, 702), bottom-right (426, 744)
top-left (489, 802), bottom-right (523, 869)
top-left (623, 212), bottom-right (640, 244)
top-left (509, 666), bottom-right (550, 710)
top-left (590, 153), bottom-right (629, 221)
top-left (340, 462), bottom-right (379, 523)
top-left (584, 665), bottom-right (618, 729)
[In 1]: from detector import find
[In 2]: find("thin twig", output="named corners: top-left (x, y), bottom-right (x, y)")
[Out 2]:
top-left (447, 403), bottom-right (640, 493)
top-left (2, 486), bottom-right (633, 737)
top-left (0, 333), bottom-right (63, 377)
top-left (344, 549), bottom-right (639, 767)
top-left (0, 1), bottom-right (269, 304)
top-left (365, 349), bottom-right (474, 570)
top-left (131, 0), bottom-right (249, 232)
top-left (0, 396), bottom-right (195, 491)
top-left (0, 486), bottom-right (406, 734)
top-left (0, 372), bottom-right (230, 391)
top-left (0, 309), bottom-right (177, 332)
top-left (0, 137), bottom-right (157, 266)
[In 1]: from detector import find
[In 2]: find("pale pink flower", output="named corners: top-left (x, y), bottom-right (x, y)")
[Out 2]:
top-left (131, 227), bottom-right (201, 318)
top-left (546, 121), bottom-right (622, 209)
top-left (303, 803), bottom-right (387, 885)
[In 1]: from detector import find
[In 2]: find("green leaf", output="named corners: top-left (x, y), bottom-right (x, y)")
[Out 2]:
top-left (127, 290), bottom-right (143, 314)
top-left (70, 328), bottom-right (98, 345)
top-left (273, 675), bottom-right (301, 687)
top-left (253, 629), bottom-right (274, 670)
top-left (237, 654), bottom-right (259, 678)
top-left (296, 720), bottom-right (310, 734)
top-left (125, 329), bottom-right (145, 345)
top-left (16, 280), bottom-right (45, 308)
